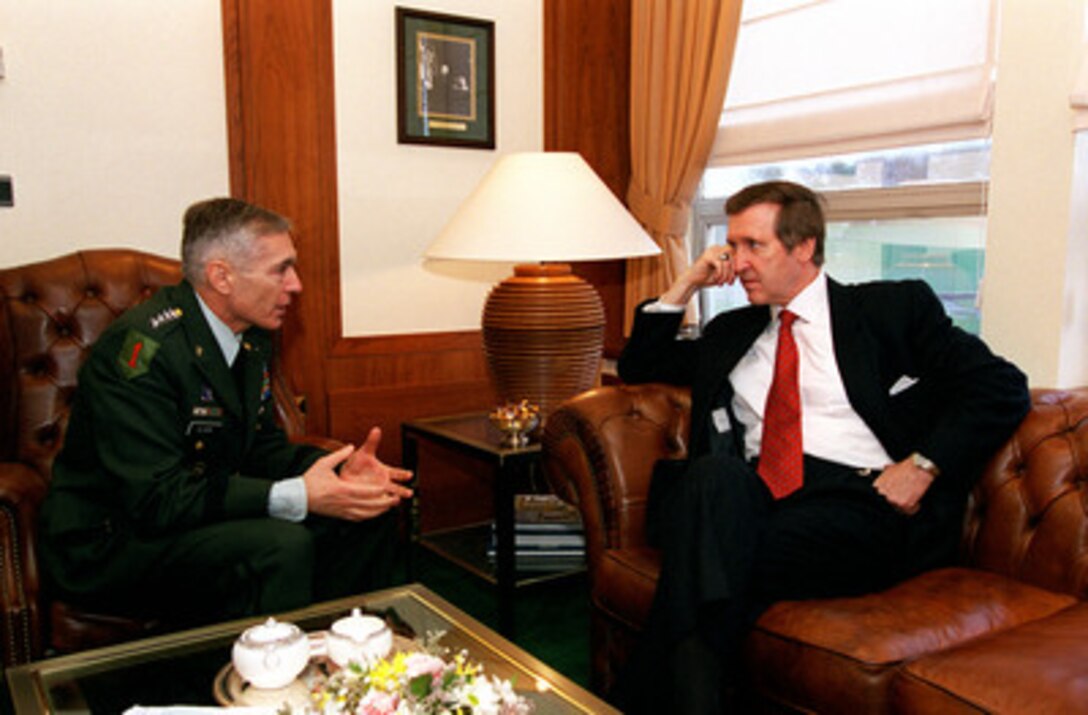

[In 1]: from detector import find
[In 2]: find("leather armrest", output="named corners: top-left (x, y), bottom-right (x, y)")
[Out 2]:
top-left (0, 462), bottom-right (48, 664)
top-left (543, 383), bottom-right (691, 571)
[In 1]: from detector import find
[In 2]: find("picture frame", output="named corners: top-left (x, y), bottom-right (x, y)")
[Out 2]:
top-left (396, 7), bottom-right (495, 149)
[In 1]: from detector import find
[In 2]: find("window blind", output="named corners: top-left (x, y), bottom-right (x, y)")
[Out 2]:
top-left (709, 0), bottom-right (997, 165)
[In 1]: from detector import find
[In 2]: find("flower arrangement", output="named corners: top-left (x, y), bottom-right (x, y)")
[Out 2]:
top-left (309, 632), bottom-right (533, 715)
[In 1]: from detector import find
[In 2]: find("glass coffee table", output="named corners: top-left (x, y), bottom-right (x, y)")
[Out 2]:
top-left (6, 583), bottom-right (617, 714)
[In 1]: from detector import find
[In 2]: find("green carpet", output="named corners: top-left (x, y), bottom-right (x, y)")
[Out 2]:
top-left (409, 548), bottom-right (592, 690)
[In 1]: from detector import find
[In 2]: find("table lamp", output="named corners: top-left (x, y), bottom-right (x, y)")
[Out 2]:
top-left (425, 152), bottom-right (661, 416)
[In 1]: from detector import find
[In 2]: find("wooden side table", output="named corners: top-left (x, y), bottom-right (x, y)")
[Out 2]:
top-left (402, 412), bottom-right (573, 637)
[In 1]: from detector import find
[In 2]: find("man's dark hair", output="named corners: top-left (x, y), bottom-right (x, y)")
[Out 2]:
top-left (181, 198), bottom-right (291, 285)
top-left (725, 181), bottom-right (827, 266)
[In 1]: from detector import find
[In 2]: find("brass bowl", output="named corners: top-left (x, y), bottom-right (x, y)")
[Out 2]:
top-left (488, 401), bottom-right (541, 447)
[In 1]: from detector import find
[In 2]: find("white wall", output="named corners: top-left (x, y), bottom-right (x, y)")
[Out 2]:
top-left (334, 0), bottom-right (543, 337)
top-left (0, 1), bottom-right (230, 264)
top-left (984, 0), bottom-right (1088, 387)
top-left (1060, 131), bottom-right (1088, 385)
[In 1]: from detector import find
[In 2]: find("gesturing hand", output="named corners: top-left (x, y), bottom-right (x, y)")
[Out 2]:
top-left (302, 432), bottom-right (413, 521)
top-left (341, 427), bottom-right (414, 492)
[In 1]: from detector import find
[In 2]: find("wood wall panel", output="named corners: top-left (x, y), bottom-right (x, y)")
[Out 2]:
top-left (221, 1), bottom-right (631, 465)
top-left (328, 379), bottom-right (498, 467)
top-left (221, 0), bottom-right (339, 434)
top-left (544, 0), bottom-right (633, 356)
top-left (220, 0), bottom-right (498, 466)
top-left (324, 332), bottom-right (498, 465)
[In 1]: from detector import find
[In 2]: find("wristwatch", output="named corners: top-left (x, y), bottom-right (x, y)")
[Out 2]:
top-left (911, 452), bottom-right (940, 477)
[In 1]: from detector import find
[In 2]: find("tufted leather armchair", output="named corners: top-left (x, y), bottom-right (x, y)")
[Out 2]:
top-left (0, 249), bottom-right (321, 666)
top-left (544, 383), bottom-right (1088, 713)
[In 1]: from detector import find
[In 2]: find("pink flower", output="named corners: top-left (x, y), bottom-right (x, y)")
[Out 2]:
top-left (358, 689), bottom-right (399, 714)
top-left (403, 652), bottom-right (446, 681)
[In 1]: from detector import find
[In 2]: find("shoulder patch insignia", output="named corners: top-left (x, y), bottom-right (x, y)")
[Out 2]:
top-left (149, 307), bottom-right (183, 329)
top-left (118, 329), bottom-right (161, 379)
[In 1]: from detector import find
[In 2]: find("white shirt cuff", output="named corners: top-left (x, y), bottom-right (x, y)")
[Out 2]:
top-left (268, 476), bottom-right (308, 522)
top-left (643, 300), bottom-right (685, 313)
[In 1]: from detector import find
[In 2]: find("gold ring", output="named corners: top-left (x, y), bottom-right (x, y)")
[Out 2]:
top-left (720, 253), bottom-right (731, 261)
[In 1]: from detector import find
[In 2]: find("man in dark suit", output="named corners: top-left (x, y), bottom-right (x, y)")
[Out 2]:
top-left (40, 198), bottom-right (413, 625)
top-left (615, 181), bottom-right (1030, 713)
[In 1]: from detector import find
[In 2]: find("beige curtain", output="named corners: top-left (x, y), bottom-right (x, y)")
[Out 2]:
top-left (625, 0), bottom-right (743, 331)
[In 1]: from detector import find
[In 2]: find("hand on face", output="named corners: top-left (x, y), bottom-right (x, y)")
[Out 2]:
top-left (660, 203), bottom-right (818, 307)
top-left (695, 244), bottom-right (738, 288)
top-left (660, 244), bottom-right (738, 305)
top-left (302, 430), bottom-right (414, 521)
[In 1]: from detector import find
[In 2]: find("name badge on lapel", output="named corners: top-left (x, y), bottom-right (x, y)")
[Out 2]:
top-left (187, 404), bottom-right (225, 435)
top-left (711, 407), bottom-right (732, 433)
top-left (186, 420), bottom-right (224, 435)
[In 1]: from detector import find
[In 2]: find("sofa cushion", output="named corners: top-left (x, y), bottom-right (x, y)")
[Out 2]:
top-left (892, 601), bottom-right (1088, 714)
top-left (593, 547), bottom-right (661, 628)
top-left (745, 567), bottom-right (1076, 714)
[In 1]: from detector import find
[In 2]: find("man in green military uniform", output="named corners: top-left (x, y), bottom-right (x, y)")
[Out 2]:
top-left (39, 198), bottom-right (413, 624)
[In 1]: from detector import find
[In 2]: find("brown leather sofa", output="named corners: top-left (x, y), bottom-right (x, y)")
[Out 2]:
top-left (543, 382), bottom-right (1088, 713)
top-left (0, 249), bottom-right (325, 666)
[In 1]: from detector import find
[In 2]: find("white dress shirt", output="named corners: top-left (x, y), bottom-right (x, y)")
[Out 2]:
top-left (195, 294), bottom-right (308, 521)
top-left (728, 272), bottom-right (892, 469)
top-left (651, 272), bottom-right (892, 470)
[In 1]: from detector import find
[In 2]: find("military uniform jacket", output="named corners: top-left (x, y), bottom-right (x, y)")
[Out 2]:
top-left (40, 280), bottom-right (324, 594)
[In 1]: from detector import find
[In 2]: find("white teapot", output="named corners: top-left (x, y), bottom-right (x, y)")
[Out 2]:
top-left (231, 617), bottom-right (310, 689)
top-left (327, 608), bottom-right (393, 668)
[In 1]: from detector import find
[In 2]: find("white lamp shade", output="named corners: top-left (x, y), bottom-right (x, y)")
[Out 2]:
top-left (424, 152), bottom-right (662, 262)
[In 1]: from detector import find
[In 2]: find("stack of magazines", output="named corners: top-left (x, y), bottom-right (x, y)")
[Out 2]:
top-left (488, 493), bottom-right (586, 572)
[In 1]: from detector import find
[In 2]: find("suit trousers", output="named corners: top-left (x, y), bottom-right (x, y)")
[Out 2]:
top-left (617, 453), bottom-right (923, 713)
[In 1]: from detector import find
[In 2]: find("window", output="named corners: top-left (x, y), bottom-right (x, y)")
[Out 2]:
top-left (695, 140), bottom-right (990, 333)
top-left (694, 0), bottom-right (997, 334)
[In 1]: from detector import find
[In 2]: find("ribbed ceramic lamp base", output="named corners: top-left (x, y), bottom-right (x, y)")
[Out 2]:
top-left (482, 264), bottom-right (605, 416)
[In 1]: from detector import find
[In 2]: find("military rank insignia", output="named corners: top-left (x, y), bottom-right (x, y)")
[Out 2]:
top-left (149, 307), bottom-right (183, 329)
top-left (118, 329), bottom-right (160, 379)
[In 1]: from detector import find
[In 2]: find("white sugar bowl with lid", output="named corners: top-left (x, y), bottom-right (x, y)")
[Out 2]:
top-left (327, 608), bottom-right (393, 668)
top-left (231, 617), bottom-right (310, 689)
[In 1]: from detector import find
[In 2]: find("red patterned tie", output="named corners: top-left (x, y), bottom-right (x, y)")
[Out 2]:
top-left (759, 310), bottom-right (803, 499)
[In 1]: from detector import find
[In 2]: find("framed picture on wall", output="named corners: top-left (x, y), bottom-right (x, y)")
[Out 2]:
top-left (396, 7), bottom-right (495, 149)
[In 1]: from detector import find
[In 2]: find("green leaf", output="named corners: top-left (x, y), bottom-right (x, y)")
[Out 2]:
top-left (409, 673), bottom-right (433, 698)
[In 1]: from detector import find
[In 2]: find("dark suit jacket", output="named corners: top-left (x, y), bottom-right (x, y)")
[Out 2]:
top-left (619, 277), bottom-right (1029, 534)
top-left (39, 280), bottom-right (324, 598)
